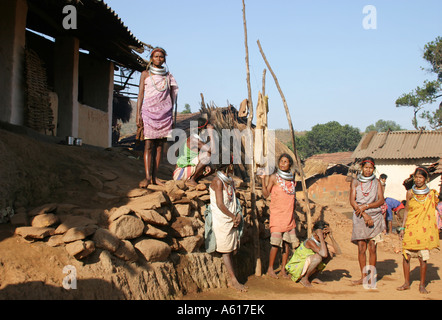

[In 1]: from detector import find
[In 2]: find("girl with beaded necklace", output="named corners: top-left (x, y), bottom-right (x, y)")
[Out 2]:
top-left (136, 47), bottom-right (178, 188)
top-left (173, 117), bottom-right (215, 186)
top-left (397, 167), bottom-right (440, 294)
top-left (209, 160), bottom-right (246, 292)
top-left (260, 153), bottom-right (299, 279)
top-left (349, 157), bottom-right (385, 287)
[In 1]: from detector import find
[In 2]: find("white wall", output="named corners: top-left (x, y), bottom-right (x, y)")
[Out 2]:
top-left (376, 160), bottom-right (441, 201)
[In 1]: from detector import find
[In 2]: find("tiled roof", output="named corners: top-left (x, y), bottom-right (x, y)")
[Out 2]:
top-left (352, 130), bottom-right (442, 160)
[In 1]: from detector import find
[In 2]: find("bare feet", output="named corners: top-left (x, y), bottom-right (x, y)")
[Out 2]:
top-left (351, 278), bottom-right (363, 286)
top-left (266, 269), bottom-right (279, 279)
top-left (396, 283), bottom-right (410, 291)
top-left (279, 271), bottom-right (290, 279)
top-left (186, 179), bottom-right (198, 187)
top-left (139, 178), bottom-right (151, 188)
top-left (153, 178), bottom-right (164, 186)
top-left (229, 281), bottom-right (248, 292)
top-left (311, 278), bottom-right (325, 285)
top-left (419, 284), bottom-right (429, 294)
top-left (299, 277), bottom-right (313, 288)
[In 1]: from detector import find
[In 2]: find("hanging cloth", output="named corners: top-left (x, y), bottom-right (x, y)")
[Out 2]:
top-left (254, 91), bottom-right (269, 168)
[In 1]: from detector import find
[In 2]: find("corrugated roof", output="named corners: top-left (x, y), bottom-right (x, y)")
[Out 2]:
top-left (96, 0), bottom-right (144, 48)
top-left (26, 0), bottom-right (146, 71)
top-left (352, 130), bottom-right (442, 160)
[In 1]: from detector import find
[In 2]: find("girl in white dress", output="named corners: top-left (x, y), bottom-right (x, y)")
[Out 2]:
top-left (209, 162), bottom-right (246, 292)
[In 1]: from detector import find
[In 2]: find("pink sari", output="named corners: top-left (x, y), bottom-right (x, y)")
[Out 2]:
top-left (141, 72), bottom-right (178, 139)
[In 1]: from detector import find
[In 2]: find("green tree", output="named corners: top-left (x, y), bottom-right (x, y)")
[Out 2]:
top-left (288, 121), bottom-right (362, 159)
top-left (286, 135), bottom-right (310, 160)
top-left (181, 103), bottom-right (192, 114)
top-left (365, 119), bottom-right (403, 133)
top-left (396, 36), bottom-right (442, 129)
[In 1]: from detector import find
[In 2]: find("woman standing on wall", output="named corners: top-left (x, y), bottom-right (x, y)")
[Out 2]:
top-left (136, 47), bottom-right (178, 188)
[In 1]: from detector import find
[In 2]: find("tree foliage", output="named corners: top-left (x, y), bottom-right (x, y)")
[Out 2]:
top-left (181, 103), bottom-right (192, 114)
top-left (365, 119), bottom-right (403, 133)
top-left (288, 121), bottom-right (362, 159)
top-left (396, 36), bottom-right (442, 130)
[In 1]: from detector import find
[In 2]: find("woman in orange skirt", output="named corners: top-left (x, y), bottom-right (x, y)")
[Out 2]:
top-left (260, 153), bottom-right (299, 279)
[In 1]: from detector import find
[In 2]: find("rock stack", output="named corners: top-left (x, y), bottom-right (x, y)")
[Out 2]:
top-left (11, 177), bottom-right (323, 263)
top-left (10, 175), bottom-right (327, 299)
top-left (11, 180), bottom-right (255, 265)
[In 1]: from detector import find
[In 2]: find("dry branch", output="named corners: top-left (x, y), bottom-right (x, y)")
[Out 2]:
top-left (242, 0), bottom-right (261, 276)
top-left (257, 39), bottom-right (313, 237)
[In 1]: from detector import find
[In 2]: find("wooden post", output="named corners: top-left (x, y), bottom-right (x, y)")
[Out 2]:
top-left (242, 0), bottom-right (261, 276)
top-left (200, 93), bottom-right (206, 109)
top-left (262, 69), bottom-right (266, 96)
top-left (173, 94), bottom-right (178, 128)
top-left (257, 39), bottom-right (313, 237)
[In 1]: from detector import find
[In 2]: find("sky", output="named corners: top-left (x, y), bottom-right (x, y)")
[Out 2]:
top-left (105, 0), bottom-right (442, 132)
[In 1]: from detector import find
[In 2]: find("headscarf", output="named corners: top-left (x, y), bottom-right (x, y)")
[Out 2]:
top-left (150, 47), bottom-right (167, 59)
top-left (146, 47), bottom-right (168, 72)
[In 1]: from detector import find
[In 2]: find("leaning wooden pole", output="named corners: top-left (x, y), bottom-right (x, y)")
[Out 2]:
top-left (242, 0), bottom-right (262, 276)
top-left (257, 39), bottom-right (313, 237)
top-left (173, 94), bottom-right (178, 128)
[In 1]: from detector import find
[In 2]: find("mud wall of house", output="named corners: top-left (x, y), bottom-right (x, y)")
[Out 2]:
top-left (77, 54), bottom-right (114, 148)
top-left (78, 103), bottom-right (110, 148)
top-left (24, 33), bottom-right (114, 147)
top-left (307, 174), bottom-right (350, 205)
top-left (78, 54), bottom-right (112, 113)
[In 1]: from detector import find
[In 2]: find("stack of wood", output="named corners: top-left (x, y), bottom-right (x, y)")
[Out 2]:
top-left (199, 98), bottom-right (296, 181)
top-left (24, 47), bottom-right (55, 135)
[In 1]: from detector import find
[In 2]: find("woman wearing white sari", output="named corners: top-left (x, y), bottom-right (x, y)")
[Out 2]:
top-left (209, 162), bottom-right (246, 292)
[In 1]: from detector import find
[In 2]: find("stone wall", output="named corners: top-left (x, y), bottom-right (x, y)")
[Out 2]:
top-left (10, 180), bottom-right (268, 299)
top-left (11, 177), bottom-right (327, 299)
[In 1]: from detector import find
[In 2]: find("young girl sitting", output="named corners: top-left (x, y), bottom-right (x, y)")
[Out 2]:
top-left (173, 117), bottom-right (215, 186)
top-left (285, 220), bottom-right (337, 287)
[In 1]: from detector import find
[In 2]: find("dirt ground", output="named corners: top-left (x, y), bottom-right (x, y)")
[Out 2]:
top-left (183, 202), bottom-right (442, 301)
top-left (0, 126), bottom-right (441, 301)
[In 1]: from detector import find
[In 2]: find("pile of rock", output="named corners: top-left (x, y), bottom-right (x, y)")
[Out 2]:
top-left (11, 180), bottom-right (241, 264)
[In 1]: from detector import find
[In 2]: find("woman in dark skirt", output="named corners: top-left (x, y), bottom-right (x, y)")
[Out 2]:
top-left (349, 157), bottom-right (385, 287)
